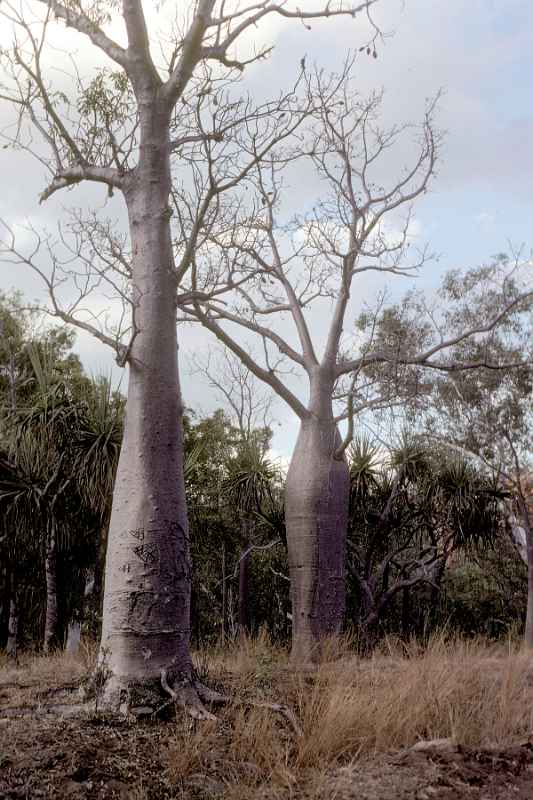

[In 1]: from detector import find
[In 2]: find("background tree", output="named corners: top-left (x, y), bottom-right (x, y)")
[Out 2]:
top-left (223, 436), bottom-right (279, 635)
top-left (192, 349), bottom-right (279, 636)
top-left (346, 435), bottom-right (505, 647)
top-left (406, 257), bottom-right (533, 644)
top-left (0, 297), bottom-right (123, 654)
top-left (67, 375), bottom-right (123, 648)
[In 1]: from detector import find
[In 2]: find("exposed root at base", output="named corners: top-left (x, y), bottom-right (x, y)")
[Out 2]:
top-left (160, 668), bottom-right (217, 721)
top-left (160, 669), bottom-right (303, 736)
top-left (1, 670), bottom-right (302, 737)
top-left (241, 700), bottom-right (303, 738)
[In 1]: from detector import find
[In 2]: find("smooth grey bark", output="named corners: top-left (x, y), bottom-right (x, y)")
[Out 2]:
top-left (43, 526), bottom-right (58, 654)
top-left (98, 97), bottom-right (192, 703)
top-left (285, 374), bottom-right (350, 664)
top-left (507, 497), bottom-right (533, 648)
top-left (66, 621), bottom-right (81, 654)
top-left (6, 593), bottom-right (18, 658)
top-left (514, 497), bottom-right (533, 649)
top-left (65, 570), bottom-right (94, 655)
top-left (238, 544), bottom-right (251, 635)
top-left (0, 0), bottom-right (382, 693)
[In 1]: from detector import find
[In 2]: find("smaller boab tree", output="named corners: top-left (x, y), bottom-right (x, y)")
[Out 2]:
top-left (182, 65), bottom-right (533, 664)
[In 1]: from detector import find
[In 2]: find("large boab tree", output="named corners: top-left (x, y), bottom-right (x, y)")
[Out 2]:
top-left (0, 0), bottom-right (380, 709)
top-left (182, 67), bottom-right (533, 664)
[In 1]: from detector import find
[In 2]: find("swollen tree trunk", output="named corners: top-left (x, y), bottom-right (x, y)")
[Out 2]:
top-left (98, 96), bottom-right (193, 707)
top-left (43, 526), bottom-right (58, 654)
top-left (285, 377), bottom-right (350, 664)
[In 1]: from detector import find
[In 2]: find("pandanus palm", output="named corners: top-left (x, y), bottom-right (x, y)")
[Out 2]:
top-left (71, 376), bottom-right (124, 640)
top-left (0, 428), bottom-right (73, 652)
top-left (347, 435), bottom-right (504, 645)
top-left (11, 346), bottom-right (79, 652)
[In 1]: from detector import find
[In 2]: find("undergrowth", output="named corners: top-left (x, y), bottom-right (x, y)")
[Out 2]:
top-left (4, 631), bottom-right (533, 798)
top-left (168, 631), bottom-right (533, 797)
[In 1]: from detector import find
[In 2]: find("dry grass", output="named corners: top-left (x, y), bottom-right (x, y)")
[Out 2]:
top-left (167, 632), bottom-right (533, 796)
top-left (4, 634), bottom-right (533, 797)
top-left (0, 642), bottom-right (93, 710)
top-left (295, 635), bottom-right (533, 764)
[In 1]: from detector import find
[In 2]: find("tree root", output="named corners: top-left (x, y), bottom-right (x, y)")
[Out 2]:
top-left (160, 669), bottom-right (303, 736)
top-left (240, 700), bottom-right (303, 738)
top-left (0, 672), bottom-right (303, 737)
top-left (160, 668), bottom-right (217, 721)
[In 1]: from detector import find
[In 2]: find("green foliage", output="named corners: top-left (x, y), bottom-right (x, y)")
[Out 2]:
top-left (440, 546), bottom-right (527, 639)
top-left (223, 436), bottom-right (278, 517)
top-left (183, 410), bottom-right (288, 644)
top-left (0, 278), bottom-right (528, 653)
top-left (73, 375), bottom-right (123, 520)
top-left (346, 436), bottom-right (507, 646)
top-left (0, 298), bottom-right (125, 649)
top-left (77, 69), bottom-right (136, 165)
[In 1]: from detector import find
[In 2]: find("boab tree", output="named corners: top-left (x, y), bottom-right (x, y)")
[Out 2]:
top-left (0, 0), bottom-right (380, 710)
top-left (181, 67), bottom-right (533, 663)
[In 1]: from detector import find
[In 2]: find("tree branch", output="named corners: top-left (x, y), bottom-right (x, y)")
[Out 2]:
top-left (185, 305), bottom-right (309, 419)
top-left (338, 290), bottom-right (533, 376)
top-left (39, 166), bottom-right (124, 203)
top-left (163, 0), bottom-right (216, 105)
top-left (39, 0), bottom-right (129, 69)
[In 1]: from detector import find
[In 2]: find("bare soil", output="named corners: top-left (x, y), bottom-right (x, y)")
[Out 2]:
top-left (2, 661), bottom-right (533, 799)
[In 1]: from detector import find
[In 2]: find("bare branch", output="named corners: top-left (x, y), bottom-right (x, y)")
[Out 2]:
top-left (38, 0), bottom-right (129, 69)
top-left (39, 165), bottom-right (124, 203)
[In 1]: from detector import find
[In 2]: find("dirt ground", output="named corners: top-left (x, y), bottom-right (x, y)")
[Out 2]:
top-left (2, 665), bottom-right (533, 799)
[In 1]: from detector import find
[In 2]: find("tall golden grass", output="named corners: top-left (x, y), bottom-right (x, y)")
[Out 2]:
top-left (167, 632), bottom-right (533, 795)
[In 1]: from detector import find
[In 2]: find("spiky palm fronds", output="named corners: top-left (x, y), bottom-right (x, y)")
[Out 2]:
top-left (434, 456), bottom-right (505, 550)
top-left (73, 376), bottom-right (123, 519)
top-left (348, 435), bottom-right (382, 501)
top-left (223, 437), bottom-right (278, 515)
top-left (389, 432), bottom-right (433, 484)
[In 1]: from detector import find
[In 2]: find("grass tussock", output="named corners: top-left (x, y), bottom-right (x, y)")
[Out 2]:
top-left (168, 633), bottom-right (533, 795)
top-left (0, 647), bottom-right (89, 688)
top-left (296, 634), bottom-right (533, 765)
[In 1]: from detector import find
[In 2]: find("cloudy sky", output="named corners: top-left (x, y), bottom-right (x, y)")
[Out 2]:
top-left (0, 0), bottom-right (532, 459)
